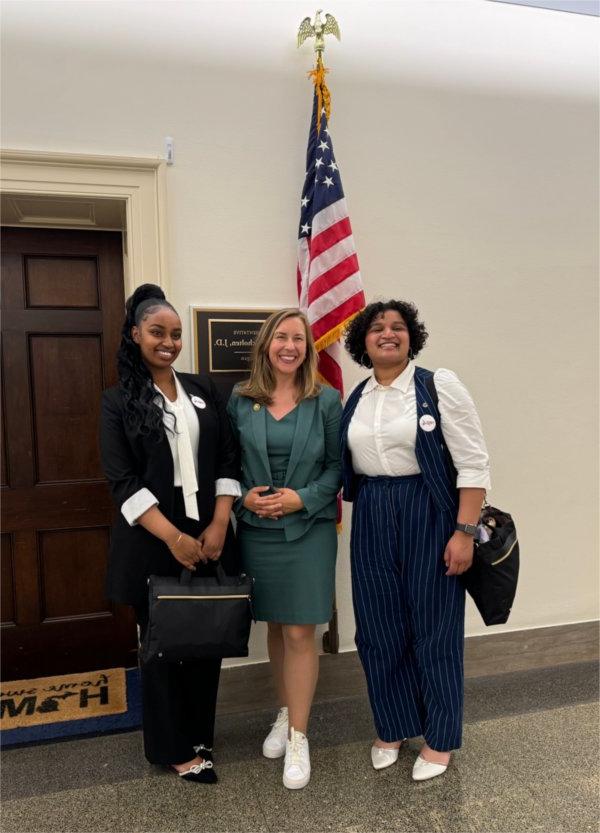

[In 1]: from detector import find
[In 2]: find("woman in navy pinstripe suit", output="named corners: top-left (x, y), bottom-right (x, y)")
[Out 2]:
top-left (341, 300), bottom-right (490, 781)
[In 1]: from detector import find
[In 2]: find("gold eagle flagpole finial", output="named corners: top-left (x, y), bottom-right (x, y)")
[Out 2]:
top-left (297, 10), bottom-right (341, 132)
top-left (297, 10), bottom-right (341, 60)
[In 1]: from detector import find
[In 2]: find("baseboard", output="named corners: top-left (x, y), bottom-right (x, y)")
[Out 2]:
top-left (216, 620), bottom-right (599, 716)
top-left (463, 620), bottom-right (598, 677)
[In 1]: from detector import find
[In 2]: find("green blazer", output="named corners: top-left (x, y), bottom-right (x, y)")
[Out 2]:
top-left (227, 386), bottom-right (342, 542)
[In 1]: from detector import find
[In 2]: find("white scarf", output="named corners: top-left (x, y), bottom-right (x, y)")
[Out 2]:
top-left (156, 375), bottom-right (199, 521)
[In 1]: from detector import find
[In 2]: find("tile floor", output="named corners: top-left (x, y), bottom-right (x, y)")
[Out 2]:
top-left (1, 661), bottom-right (598, 833)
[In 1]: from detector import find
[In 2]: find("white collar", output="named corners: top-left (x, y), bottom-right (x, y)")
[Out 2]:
top-left (362, 360), bottom-right (415, 395)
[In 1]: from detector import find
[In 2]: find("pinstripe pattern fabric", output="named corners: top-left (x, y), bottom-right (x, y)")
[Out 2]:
top-left (351, 475), bottom-right (465, 751)
top-left (413, 369), bottom-right (458, 513)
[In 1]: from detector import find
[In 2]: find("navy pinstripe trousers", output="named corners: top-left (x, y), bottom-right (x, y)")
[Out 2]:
top-left (350, 474), bottom-right (465, 751)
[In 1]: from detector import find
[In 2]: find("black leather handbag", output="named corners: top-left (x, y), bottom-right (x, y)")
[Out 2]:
top-left (463, 504), bottom-right (519, 626)
top-left (140, 563), bottom-right (254, 664)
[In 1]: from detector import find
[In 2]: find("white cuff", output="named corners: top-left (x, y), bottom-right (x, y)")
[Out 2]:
top-left (121, 487), bottom-right (159, 526)
top-left (215, 478), bottom-right (242, 498)
top-left (456, 470), bottom-right (491, 491)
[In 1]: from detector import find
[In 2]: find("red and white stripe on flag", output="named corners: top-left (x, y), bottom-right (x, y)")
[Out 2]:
top-left (297, 196), bottom-right (365, 396)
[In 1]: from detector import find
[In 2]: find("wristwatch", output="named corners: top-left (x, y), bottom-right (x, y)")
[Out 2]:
top-left (456, 522), bottom-right (478, 536)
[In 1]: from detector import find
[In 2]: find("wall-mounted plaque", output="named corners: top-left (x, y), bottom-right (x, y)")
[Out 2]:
top-left (191, 307), bottom-right (274, 399)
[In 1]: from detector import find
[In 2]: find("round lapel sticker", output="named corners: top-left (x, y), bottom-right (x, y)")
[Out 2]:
top-left (191, 395), bottom-right (206, 409)
top-left (419, 414), bottom-right (437, 432)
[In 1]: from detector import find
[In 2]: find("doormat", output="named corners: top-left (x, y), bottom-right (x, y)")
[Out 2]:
top-left (0, 667), bottom-right (142, 748)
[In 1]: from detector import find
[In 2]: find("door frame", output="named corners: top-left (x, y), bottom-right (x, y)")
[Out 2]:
top-left (0, 149), bottom-right (169, 296)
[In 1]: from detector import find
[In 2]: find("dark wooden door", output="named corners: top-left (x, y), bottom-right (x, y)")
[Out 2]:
top-left (1, 228), bottom-right (137, 679)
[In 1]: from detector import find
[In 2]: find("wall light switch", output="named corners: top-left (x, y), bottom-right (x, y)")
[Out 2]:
top-left (165, 137), bottom-right (175, 165)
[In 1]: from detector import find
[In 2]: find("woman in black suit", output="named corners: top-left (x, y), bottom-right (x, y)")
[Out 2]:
top-left (100, 283), bottom-right (241, 783)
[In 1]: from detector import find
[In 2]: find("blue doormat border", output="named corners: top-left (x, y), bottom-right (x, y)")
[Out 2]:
top-left (0, 668), bottom-right (142, 748)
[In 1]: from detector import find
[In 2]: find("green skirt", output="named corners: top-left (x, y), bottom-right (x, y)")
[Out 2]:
top-left (238, 520), bottom-right (337, 624)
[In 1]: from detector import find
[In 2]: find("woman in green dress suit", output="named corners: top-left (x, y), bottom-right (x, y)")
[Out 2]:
top-left (227, 309), bottom-right (342, 790)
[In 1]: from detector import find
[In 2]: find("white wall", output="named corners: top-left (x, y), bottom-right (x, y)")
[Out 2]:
top-left (2, 0), bottom-right (598, 660)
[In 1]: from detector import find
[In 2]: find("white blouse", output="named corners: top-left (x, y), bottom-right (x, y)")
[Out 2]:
top-left (121, 373), bottom-right (241, 526)
top-left (347, 361), bottom-right (491, 490)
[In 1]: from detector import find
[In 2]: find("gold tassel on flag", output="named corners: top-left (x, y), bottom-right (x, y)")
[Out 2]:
top-left (308, 57), bottom-right (331, 133)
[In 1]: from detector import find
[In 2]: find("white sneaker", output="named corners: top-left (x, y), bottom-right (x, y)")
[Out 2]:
top-left (262, 706), bottom-right (288, 759)
top-left (283, 728), bottom-right (311, 789)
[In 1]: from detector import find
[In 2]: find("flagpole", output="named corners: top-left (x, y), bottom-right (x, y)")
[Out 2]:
top-left (297, 9), bottom-right (344, 656)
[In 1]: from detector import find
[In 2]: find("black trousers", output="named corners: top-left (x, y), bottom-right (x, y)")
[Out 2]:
top-left (135, 607), bottom-right (222, 766)
top-left (134, 490), bottom-right (234, 766)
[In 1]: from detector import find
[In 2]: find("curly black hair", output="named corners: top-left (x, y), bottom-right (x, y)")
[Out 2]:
top-left (344, 300), bottom-right (428, 368)
top-left (116, 283), bottom-right (179, 441)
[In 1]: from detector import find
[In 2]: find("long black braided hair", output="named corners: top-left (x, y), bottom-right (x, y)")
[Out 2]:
top-left (116, 283), bottom-right (179, 441)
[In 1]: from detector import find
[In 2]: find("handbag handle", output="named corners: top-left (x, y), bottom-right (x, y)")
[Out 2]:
top-left (179, 569), bottom-right (193, 585)
top-left (179, 561), bottom-right (227, 585)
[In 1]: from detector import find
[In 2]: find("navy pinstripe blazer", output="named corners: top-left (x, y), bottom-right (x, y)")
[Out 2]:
top-left (340, 366), bottom-right (459, 514)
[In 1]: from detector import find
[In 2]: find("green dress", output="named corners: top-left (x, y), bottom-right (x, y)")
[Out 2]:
top-left (238, 407), bottom-right (337, 624)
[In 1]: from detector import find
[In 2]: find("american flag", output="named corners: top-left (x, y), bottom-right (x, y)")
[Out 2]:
top-left (297, 89), bottom-right (365, 394)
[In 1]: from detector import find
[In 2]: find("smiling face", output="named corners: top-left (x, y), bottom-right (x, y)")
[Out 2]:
top-left (131, 306), bottom-right (182, 374)
top-left (267, 316), bottom-right (307, 379)
top-left (364, 309), bottom-right (410, 372)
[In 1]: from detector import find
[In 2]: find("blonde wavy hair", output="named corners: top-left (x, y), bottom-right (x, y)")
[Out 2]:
top-left (237, 309), bottom-right (321, 405)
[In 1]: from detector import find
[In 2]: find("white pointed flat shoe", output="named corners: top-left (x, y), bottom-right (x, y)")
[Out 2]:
top-left (412, 755), bottom-right (448, 781)
top-left (371, 744), bottom-right (400, 770)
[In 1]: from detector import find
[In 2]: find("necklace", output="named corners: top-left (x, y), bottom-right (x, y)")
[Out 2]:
top-left (155, 372), bottom-right (177, 403)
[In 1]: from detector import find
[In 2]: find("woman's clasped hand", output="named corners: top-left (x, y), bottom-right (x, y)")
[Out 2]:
top-left (167, 520), bottom-right (229, 568)
top-left (197, 518), bottom-right (229, 560)
top-left (167, 530), bottom-right (205, 569)
top-left (243, 486), bottom-right (303, 518)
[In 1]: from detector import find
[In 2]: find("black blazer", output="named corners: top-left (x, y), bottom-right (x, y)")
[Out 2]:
top-left (100, 372), bottom-right (240, 607)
